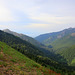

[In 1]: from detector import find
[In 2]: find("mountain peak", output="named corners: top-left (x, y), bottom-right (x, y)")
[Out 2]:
top-left (68, 27), bottom-right (74, 30)
top-left (3, 29), bottom-right (11, 32)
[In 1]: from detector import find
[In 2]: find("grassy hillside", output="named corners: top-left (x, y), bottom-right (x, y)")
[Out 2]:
top-left (71, 58), bottom-right (75, 66)
top-left (0, 41), bottom-right (61, 75)
top-left (56, 45), bottom-right (75, 66)
top-left (50, 34), bottom-right (75, 50)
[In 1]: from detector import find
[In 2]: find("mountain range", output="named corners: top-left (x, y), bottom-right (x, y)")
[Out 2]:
top-left (35, 27), bottom-right (75, 46)
top-left (3, 29), bottom-right (54, 55)
top-left (35, 27), bottom-right (75, 66)
top-left (3, 29), bottom-right (43, 48)
top-left (0, 27), bottom-right (75, 75)
top-left (3, 28), bottom-right (75, 65)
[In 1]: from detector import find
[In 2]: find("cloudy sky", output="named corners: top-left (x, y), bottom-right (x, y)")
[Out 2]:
top-left (0, 0), bottom-right (75, 37)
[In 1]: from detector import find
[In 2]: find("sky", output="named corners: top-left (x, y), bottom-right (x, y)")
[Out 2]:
top-left (0, 0), bottom-right (75, 37)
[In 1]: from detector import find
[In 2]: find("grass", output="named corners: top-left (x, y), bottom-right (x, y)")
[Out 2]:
top-left (0, 61), bottom-right (8, 67)
top-left (50, 35), bottom-right (75, 50)
top-left (55, 45), bottom-right (75, 66)
top-left (71, 58), bottom-right (75, 66)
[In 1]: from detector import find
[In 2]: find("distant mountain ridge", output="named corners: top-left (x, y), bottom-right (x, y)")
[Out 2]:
top-left (35, 27), bottom-right (75, 46)
top-left (3, 29), bottom-right (43, 47)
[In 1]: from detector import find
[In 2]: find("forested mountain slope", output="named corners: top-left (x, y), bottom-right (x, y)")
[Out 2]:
top-left (3, 29), bottom-right (54, 55)
top-left (0, 30), bottom-right (43, 57)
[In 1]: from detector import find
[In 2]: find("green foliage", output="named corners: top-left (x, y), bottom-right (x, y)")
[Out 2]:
top-left (71, 58), bottom-right (75, 66)
top-left (0, 61), bottom-right (8, 67)
top-left (0, 54), bottom-right (4, 60)
top-left (10, 59), bottom-right (17, 63)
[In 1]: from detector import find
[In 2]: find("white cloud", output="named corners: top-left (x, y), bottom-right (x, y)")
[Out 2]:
top-left (29, 13), bottom-right (75, 24)
top-left (0, 0), bottom-right (75, 24)
top-left (9, 0), bottom-right (75, 25)
top-left (0, 24), bottom-right (17, 30)
top-left (0, 0), bottom-right (16, 22)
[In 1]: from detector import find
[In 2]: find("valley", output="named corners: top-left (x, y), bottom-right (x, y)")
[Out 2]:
top-left (0, 28), bottom-right (75, 75)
